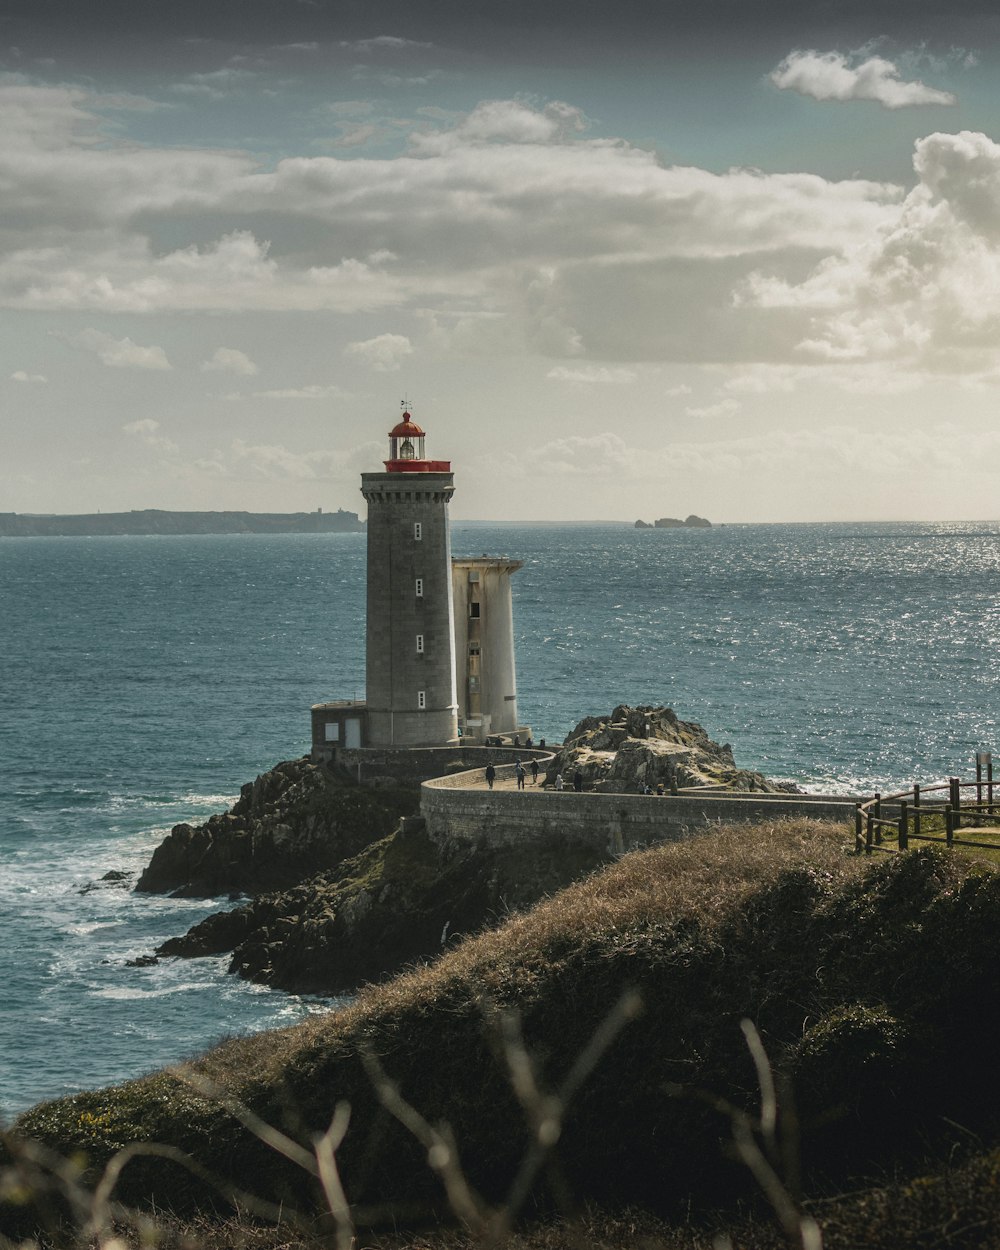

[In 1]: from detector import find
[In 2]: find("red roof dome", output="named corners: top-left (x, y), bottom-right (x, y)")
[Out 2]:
top-left (388, 412), bottom-right (425, 438)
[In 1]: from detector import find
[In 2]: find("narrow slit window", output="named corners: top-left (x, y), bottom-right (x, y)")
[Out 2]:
top-left (413, 522), bottom-right (422, 541)
top-left (469, 601), bottom-right (481, 618)
top-left (415, 577), bottom-right (424, 598)
top-left (417, 690), bottom-right (426, 710)
top-left (416, 634), bottom-right (424, 654)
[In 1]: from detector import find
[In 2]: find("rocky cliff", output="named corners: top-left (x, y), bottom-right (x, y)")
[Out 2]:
top-left (136, 758), bottom-right (419, 897)
top-left (156, 823), bottom-right (609, 995)
top-left (548, 704), bottom-right (796, 793)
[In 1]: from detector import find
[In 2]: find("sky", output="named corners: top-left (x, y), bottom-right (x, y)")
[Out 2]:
top-left (5, 1), bottom-right (1000, 522)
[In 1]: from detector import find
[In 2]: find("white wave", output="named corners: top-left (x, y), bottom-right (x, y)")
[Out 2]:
top-left (91, 983), bottom-right (215, 1001)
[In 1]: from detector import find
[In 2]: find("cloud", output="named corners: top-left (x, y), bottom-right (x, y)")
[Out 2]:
top-left (770, 50), bottom-right (956, 110)
top-left (201, 347), bottom-right (258, 376)
top-left (234, 383), bottom-right (349, 400)
top-left (685, 398), bottom-right (741, 419)
top-left (0, 81), bottom-right (917, 366)
top-left (10, 369), bottom-right (46, 383)
top-left (230, 437), bottom-right (370, 480)
top-left (547, 365), bottom-right (637, 384)
top-left (738, 130), bottom-right (1000, 371)
top-left (74, 328), bottom-right (171, 369)
top-left (344, 332), bottom-right (414, 372)
top-left (122, 417), bottom-right (178, 453)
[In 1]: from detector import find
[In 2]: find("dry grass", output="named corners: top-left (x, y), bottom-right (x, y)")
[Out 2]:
top-left (8, 819), bottom-right (1000, 1244)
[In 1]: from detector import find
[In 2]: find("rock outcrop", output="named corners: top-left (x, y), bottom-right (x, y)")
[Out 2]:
top-left (156, 823), bottom-right (610, 995)
top-left (136, 758), bottom-right (419, 897)
top-left (547, 705), bottom-right (796, 794)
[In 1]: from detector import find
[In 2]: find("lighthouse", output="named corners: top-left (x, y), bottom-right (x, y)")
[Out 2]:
top-left (359, 410), bottom-right (459, 746)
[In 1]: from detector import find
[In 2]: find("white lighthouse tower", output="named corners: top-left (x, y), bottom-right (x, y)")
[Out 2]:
top-left (359, 409), bottom-right (459, 746)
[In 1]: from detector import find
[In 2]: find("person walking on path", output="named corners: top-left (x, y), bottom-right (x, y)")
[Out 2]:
top-left (485, 762), bottom-right (496, 790)
top-left (515, 760), bottom-right (526, 790)
top-left (573, 769), bottom-right (584, 793)
top-left (530, 759), bottom-right (539, 784)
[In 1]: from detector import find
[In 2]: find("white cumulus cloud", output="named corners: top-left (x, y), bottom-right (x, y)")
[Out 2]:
top-left (770, 50), bottom-right (956, 110)
top-left (344, 332), bottom-right (414, 372)
top-left (75, 328), bottom-right (170, 370)
top-left (10, 369), bottom-right (46, 383)
top-left (201, 347), bottom-right (258, 376)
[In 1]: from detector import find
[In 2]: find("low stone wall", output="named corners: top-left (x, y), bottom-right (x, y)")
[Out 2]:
top-left (421, 772), bottom-right (855, 854)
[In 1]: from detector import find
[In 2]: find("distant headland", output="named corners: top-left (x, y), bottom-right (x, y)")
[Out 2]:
top-left (634, 514), bottom-right (712, 529)
top-left (0, 508), bottom-right (364, 537)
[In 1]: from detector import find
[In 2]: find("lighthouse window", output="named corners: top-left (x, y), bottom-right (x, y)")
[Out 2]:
top-left (415, 578), bottom-right (424, 598)
top-left (416, 634), bottom-right (424, 654)
top-left (417, 690), bottom-right (426, 710)
top-left (413, 522), bottom-right (422, 541)
top-left (469, 601), bottom-right (481, 618)
top-left (468, 642), bottom-right (481, 656)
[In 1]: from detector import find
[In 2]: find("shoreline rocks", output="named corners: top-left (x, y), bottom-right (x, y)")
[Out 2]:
top-left (135, 758), bottom-right (419, 897)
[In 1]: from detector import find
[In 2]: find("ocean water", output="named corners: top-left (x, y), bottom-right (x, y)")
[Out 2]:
top-left (2, 521), bottom-right (999, 1116)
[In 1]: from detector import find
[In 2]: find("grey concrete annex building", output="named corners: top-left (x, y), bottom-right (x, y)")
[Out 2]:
top-left (311, 409), bottom-right (529, 756)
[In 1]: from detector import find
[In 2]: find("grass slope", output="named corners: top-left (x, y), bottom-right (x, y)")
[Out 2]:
top-left (7, 820), bottom-right (1000, 1242)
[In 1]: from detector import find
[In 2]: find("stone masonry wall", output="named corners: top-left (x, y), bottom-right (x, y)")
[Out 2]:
top-left (421, 764), bottom-right (855, 855)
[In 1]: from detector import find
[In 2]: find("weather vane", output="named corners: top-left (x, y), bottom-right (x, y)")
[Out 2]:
top-left (400, 397), bottom-right (413, 412)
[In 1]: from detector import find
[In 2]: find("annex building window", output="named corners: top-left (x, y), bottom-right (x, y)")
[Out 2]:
top-left (414, 522), bottom-right (422, 541)
top-left (415, 577), bottom-right (424, 597)
top-left (417, 690), bottom-right (426, 710)
top-left (416, 634), bottom-right (424, 654)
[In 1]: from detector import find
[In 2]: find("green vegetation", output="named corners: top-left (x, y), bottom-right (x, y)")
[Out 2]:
top-left (6, 820), bottom-right (1000, 1247)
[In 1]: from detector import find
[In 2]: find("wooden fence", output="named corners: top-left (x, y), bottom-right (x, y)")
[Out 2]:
top-left (856, 774), bottom-right (1000, 854)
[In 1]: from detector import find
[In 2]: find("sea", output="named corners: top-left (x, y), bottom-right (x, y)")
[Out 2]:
top-left (2, 520), bottom-right (999, 1118)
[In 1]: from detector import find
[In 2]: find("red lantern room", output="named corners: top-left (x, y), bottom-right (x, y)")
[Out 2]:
top-left (385, 410), bottom-right (451, 473)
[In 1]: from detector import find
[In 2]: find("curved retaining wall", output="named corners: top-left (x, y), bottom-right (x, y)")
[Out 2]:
top-left (421, 770), bottom-right (855, 855)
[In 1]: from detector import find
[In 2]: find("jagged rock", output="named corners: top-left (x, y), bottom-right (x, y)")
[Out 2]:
top-left (157, 826), bottom-right (611, 995)
top-left (634, 519), bottom-right (653, 529)
top-left (684, 514), bottom-right (711, 528)
top-left (135, 758), bottom-right (419, 897)
top-left (546, 705), bottom-right (796, 794)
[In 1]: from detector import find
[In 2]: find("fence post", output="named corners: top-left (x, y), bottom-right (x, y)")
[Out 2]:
top-left (874, 792), bottom-right (882, 845)
top-left (990, 758), bottom-right (995, 813)
top-left (913, 783), bottom-right (921, 838)
top-left (866, 811), bottom-right (874, 853)
top-left (946, 805), bottom-right (955, 847)
top-left (951, 777), bottom-right (961, 830)
top-left (855, 803), bottom-right (864, 853)
top-left (899, 800), bottom-right (908, 851)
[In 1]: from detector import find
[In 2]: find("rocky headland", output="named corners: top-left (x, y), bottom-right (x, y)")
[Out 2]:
top-left (140, 706), bottom-right (794, 995)
top-left (135, 758), bottom-right (419, 897)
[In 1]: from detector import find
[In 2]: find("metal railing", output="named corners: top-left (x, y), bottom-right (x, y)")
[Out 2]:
top-left (856, 774), bottom-right (1000, 854)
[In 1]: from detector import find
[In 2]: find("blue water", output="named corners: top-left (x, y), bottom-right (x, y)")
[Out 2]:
top-left (2, 521), bottom-right (999, 1115)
